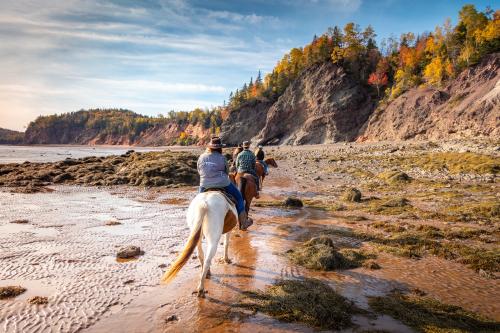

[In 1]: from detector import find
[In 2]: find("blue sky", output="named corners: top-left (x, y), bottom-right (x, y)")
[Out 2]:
top-left (0, 0), bottom-right (494, 131)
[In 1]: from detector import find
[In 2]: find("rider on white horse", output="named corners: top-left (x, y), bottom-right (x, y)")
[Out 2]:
top-left (197, 136), bottom-right (248, 228)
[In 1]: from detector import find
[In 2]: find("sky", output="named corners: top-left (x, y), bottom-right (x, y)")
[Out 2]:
top-left (0, 0), bottom-right (494, 131)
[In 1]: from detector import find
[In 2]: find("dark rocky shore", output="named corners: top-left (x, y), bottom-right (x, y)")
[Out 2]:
top-left (0, 150), bottom-right (199, 191)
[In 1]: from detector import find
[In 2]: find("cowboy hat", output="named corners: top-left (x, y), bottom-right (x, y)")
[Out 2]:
top-left (207, 136), bottom-right (225, 149)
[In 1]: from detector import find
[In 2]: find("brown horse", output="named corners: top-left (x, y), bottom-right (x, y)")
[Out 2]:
top-left (256, 158), bottom-right (278, 189)
top-left (229, 173), bottom-right (258, 215)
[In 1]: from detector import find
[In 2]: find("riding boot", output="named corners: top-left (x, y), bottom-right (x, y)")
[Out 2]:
top-left (238, 211), bottom-right (253, 230)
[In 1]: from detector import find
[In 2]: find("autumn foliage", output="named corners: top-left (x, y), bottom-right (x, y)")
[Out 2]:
top-left (228, 5), bottom-right (499, 108)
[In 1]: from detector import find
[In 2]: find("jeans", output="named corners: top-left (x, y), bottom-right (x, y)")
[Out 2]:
top-left (198, 182), bottom-right (245, 215)
top-left (258, 160), bottom-right (269, 175)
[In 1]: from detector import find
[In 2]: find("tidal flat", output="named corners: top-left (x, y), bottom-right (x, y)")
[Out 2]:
top-left (0, 140), bottom-right (498, 332)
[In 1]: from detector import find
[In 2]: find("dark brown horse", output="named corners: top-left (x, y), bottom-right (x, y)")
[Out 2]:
top-left (256, 157), bottom-right (278, 189)
top-left (229, 172), bottom-right (258, 215)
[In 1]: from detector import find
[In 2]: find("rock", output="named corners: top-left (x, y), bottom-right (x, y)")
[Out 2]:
top-left (28, 296), bottom-right (48, 304)
top-left (313, 176), bottom-right (321, 181)
top-left (283, 197), bottom-right (303, 208)
top-left (116, 246), bottom-right (142, 259)
top-left (0, 286), bottom-right (26, 299)
top-left (53, 173), bottom-right (73, 183)
top-left (166, 315), bottom-right (178, 322)
top-left (379, 171), bottom-right (411, 183)
top-left (478, 269), bottom-right (494, 279)
top-left (342, 188), bottom-right (362, 202)
top-left (10, 219), bottom-right (29, 224)
top-left (106, 220), bottom-right (122, 226)
top-left (362, 260), bottom-right (381, 270)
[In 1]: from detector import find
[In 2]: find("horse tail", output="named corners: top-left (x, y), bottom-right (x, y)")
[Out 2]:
top-left (161, 199), bottom-right (207, 284)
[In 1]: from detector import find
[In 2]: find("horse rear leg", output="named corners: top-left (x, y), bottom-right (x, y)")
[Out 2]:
top-left (220, 232), bottom-right (231, 264)
top-left (197, 238), bottom-right (219, 297)
top-left (196, 238), bottom-right (210, 278)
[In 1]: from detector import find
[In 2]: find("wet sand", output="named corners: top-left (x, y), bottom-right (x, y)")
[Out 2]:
top-left (1, 146), bottom-right (499, 332)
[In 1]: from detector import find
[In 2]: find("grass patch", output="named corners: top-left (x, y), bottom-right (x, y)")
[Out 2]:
top-left (364, 197), bottom-right (415, 216)
top-left (322, 226), bottom-right (499, 273)
top-left (302, 199), bottom-right (346, 211)
top-left (401, 152), bottom-right (500, 175)
top-left (444, 201), bottom-right (500, 223)
top-left (286, 236), bottom-right (376, 270)
top-left (238, 278), bottom-right (361, 330)
top-left (369, 291), bottom-right (500, 332)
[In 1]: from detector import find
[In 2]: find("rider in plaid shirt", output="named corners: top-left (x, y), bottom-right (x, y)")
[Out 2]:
top-left (235, 141), bottom-right (260, 197)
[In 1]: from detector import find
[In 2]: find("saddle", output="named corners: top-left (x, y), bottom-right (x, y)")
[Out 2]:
top-left (203, 188), bottom-right (238, 234)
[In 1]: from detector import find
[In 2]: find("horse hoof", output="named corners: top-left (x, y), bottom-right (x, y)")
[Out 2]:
top-left (218, 257), bottom-right (232, 264)
top-left (197, 290), bottom-right (206, 298)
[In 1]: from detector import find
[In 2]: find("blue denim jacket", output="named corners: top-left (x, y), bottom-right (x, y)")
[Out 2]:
top-left (197, 151), bottom-right (230, 188)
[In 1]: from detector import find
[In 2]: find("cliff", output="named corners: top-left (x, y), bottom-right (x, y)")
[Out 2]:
top-left (22, 109), bottom-right (214, 146)
top-left (0, 128), bottom-right (24, 144)
top-left (360, 53), bottom-right (500, 141)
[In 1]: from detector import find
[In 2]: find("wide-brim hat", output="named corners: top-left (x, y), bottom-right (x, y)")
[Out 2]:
top-left (242, 140), bottom-right (251, 148)
top-left (207, 136), bottom-right (225, 149)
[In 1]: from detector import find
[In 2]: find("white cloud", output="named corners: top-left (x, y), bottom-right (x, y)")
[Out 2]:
top-left (0, 0), bottom-right (296, 130)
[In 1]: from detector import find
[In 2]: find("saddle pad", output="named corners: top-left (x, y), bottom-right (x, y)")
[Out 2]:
top-left (205, 188), bottom-right (237, 206)
top-left (223, 211), bottom-right (237, 234)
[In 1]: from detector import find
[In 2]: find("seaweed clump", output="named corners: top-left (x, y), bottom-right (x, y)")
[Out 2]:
top-left (369, 291), bottom-right (500, 332)
top-left (286, 236), bottom-right (374, 270)
top-left (238, 278), bottom-right (360, 330)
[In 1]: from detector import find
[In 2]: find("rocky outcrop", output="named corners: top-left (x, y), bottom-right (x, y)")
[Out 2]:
top-left (0, 150), bottom-right (199, 188)
top-left (360, 53), bottom-right (500, 141)
top-left (255, 62), bottom-right (375, 145)
top-left (219, 98), bottom-right (273, 145)
top-left (0, 128), bottom-right (24, 144)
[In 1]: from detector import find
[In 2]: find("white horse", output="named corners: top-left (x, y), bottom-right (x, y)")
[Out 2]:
top-left (161, 191), bottom-right (237, 297)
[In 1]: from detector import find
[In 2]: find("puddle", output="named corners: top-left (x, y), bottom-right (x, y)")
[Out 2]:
top-left (0, 278), bottom-right (57, 302)
top-left (0, 223), bottom-right (59, 237)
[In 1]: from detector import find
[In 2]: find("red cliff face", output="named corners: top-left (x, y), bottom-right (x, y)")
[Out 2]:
top-left (221, 54), bottom-right (499, 145)
top-left (360, 53), bottom-right (500, 141)
top-left (255, 62), bottom-right (374, 145)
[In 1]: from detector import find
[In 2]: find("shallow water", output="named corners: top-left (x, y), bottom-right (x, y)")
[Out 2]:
top-left (0, 145), bottom-right (199, 163)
